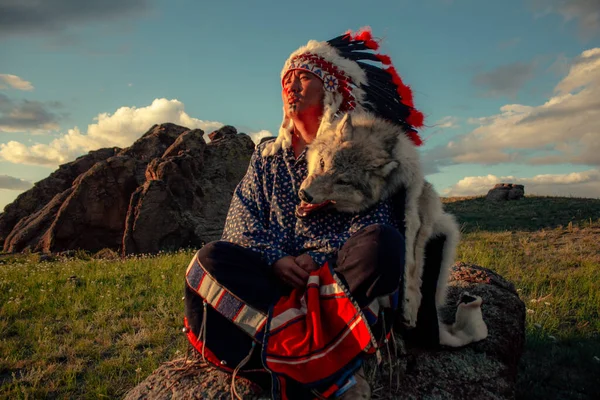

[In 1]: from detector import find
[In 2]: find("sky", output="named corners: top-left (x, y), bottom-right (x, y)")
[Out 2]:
top-left (1, 0), bottom-right (599, 210)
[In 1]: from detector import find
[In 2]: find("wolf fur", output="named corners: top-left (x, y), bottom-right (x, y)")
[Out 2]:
top-left (299, 110), bottom-right (488, 347)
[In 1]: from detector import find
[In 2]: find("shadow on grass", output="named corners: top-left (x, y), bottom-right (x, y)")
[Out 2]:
top-left (443, 196), bottom-right (600, 233)
top-left (517, 334), bottom-right (600, 400)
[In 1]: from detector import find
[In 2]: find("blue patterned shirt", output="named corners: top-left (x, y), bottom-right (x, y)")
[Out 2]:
top-left (221, 141), bottom-right (401, 267)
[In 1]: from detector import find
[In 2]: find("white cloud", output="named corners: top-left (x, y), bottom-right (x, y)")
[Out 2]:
top-left (0, 98), bottom-right (224, 167)
top-left (443, 169), bottom-right (600, 198)
top-left (0, 174), bottom-right (33, 191)
top-left (0, 74), bottom-right (34, 91)
top-left (424, 48), bottom-right (600, 168)
top-left (247, 130), bottom-right (274, 145)
top-left (433, 116), bottom-right (459, 129)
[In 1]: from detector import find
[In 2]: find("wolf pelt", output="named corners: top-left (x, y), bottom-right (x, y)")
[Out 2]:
top-left (299, 111), bottom-right (488, 347)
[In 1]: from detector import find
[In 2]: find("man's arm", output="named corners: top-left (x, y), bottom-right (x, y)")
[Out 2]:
top-left (221, 149), bottom-right (288, 266)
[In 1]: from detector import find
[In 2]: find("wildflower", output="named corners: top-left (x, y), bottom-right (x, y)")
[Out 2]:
top-left (135, 367), bottom-right (142, 373)
top-left (527, 309), bottom-right (535, 314)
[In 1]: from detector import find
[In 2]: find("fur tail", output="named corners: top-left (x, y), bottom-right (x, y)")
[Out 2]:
top-left (439, 292), bottom-right (488, 347)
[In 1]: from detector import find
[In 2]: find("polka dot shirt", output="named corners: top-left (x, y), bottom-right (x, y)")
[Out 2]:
top-left (221, 141), bottom-right (401, 267)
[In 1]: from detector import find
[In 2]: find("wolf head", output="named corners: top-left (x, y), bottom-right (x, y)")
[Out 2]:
top-left (298, 112), bottom-right (417, 215)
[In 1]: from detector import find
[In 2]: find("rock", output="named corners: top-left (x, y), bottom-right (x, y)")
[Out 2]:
top-left (486, 183), bottom-right (525, 202)
top-left (123, 359), bottom-right (266, 400)
top-left (208, 125), bottom-right (237, 141)
top-left (119, 123), bottom-right (189, 163)
top-left (374, 262), bottom-right (526, 399)
top-left (1, 123), bottom-right (255, 255)
top-left (3, 188), bottom-right (74, 253)
top-left (0, 147), bottom-right (119, 246)
top-left (124, 263), bottom-right (525, 400)
top-left (5, 155), bottom-right (143, 253)
top-left (122, 131), bottom-right (254, 255)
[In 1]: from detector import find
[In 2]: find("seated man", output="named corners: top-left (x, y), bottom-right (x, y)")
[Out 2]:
top-left (184, 28), bottom-right (440, 400)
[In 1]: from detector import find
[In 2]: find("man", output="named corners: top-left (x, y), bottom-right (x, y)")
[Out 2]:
top-left (184, 28), bottom-right (434, 399)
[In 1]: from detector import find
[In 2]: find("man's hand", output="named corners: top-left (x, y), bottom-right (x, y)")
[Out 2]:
top-left (295, 253), bottom-right (318, 274)
top-left (273, 256), bottom-right (309, 289)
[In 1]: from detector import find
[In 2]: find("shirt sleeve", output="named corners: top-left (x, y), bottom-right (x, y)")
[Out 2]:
top-left (221, 148), bottom-right (288, 266)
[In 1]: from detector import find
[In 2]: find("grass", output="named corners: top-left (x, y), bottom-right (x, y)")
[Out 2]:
top-left (1, 195), bottom-right (599, 398)
top-left (0, 250), bottom-right (192, 399)
top-left (444, 196), bottom-right (600, 399)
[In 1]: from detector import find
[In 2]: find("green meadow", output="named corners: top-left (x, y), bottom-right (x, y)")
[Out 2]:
top-left (1, 196), bottom-right (599, 399)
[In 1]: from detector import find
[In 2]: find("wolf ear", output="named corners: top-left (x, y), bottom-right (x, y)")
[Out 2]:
top-left (336, 113), bottom-right (353, 140)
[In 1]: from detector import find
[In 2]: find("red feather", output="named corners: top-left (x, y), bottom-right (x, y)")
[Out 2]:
top-left (407, 130), bottom-right (423, 146)
top-left (351, 27), bottom-right (379, 50)
top-left (407, 110), bottom-right (424, 128)
top-left (353, 27), bottom-right (373, 41)
top-left (385, 66), bottom-right (414, 108)
top-left (376, 54), bottom-right (392, 65)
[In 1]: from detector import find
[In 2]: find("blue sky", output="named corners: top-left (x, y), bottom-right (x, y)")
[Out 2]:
top-left (1, 0), bottom-right (599, 209)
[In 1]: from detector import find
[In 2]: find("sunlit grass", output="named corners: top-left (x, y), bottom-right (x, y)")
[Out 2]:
top-left (0, 250), bottom-right (192, 398)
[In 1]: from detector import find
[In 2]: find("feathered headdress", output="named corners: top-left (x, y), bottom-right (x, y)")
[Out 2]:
top-left (262, 27), bottom-right (425, 157)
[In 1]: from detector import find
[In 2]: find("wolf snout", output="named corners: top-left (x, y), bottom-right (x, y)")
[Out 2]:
top-left (298, 189), bottom-right (313, 203)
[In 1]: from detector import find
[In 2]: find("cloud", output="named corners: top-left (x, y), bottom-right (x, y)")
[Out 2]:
top-left (0, 93), bottom-right (64, 133)
top-left (433, 116), bottom-right (459, 129)
top-left (0, 98), bottom-right (226, 167)
top-left (531, 0), bottom-right (600, 38)
top-left (0, 74), bottom-right (34, 91)
top-left (442, 169), bottom-right (600, 198)
top-left (424, 48), bottom-right (600, 168)
top-left (0, 174), bottom-right (33, 191)
top-left (0, 0), bottom-right (151, 38)
top-left (247, 130), bottom-right (274, 145)
top-left (472, 61), bottom-right (537, 98)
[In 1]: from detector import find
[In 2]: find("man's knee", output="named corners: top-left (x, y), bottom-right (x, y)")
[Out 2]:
top-left (197, 240), bottom-right (227, 261)
top-left (346, 223), bottom-right (405, 281)
top-left (197, 240), bottom-right (263, 275)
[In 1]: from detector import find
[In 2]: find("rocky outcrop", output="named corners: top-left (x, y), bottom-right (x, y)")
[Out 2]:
top-left (0, 147), bottom-right (119, 245)
top-left (121, 127), bottom-right (254, 255)
top-left (124, 263), bottom-right (526, 400)
top-left (1, 124), bottom-right (255, 254)
top-left (486, 183), bottom-right (525, 201)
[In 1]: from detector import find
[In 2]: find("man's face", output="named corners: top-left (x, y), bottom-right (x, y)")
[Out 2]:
top-left (281, 70), bottom-right (324, 120)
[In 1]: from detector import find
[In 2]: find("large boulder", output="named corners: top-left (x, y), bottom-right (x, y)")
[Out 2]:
top-left (486, 184), bottom-right (525, 202)
top-left (124, 263), bottom-right (526, 400)
top-left (0, 147), bottom-right (119, 245)
top-left (121, 127), bottom-right (255, 255)
top-left (1, 124), bottom-right (255, 254)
